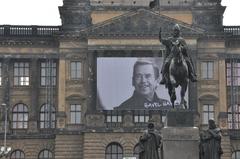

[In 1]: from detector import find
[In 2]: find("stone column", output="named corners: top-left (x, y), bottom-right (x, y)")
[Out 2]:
top-left (162, 111), bottom-right (199, 159)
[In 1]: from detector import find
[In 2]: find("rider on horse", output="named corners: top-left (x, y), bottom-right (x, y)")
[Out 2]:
top-left (159, 24), bottom-right (197, 85)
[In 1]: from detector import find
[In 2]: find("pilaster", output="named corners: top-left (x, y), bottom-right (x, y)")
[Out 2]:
top-left (57, 58), bottom-right (67, 129)
top-left (28, 58), bottom-right (39, 133)
top-left (218, 59), bottom-right (228, 130)
top-left (219, 59), bottom-right (227, 112)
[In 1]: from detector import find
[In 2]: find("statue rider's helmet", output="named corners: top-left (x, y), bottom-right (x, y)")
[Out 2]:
top-left (173, 24), bottom-right (180, 31)
top-left (173, 24), bottom-right (180, 37)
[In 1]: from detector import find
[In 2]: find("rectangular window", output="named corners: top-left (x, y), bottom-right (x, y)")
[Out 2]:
top-left (14, 62), bottom-right (29, 86)
top-left (134, 115), bottom-right (149, 123)
top-left (232, 151), bottom-right (240, 159)
top-left (105, 111), bottom-right (123, 128)
top-left (201, 61), bottom-right (214, 79)
top-left (106, 115), bottom-right (122, 123)
top-left (202, 104), bottom-right (214, 124)
top-left (228, 105), bottom-right (240, 129)
top-left (133, 110), bottom-right (149, 123)
top-left (70, 104), bottom-right (81, 124)
top-left (70, 61), bottom-right (82, 79)
top-left (40, 61), bottom-right (57, 86)
top-left (226, 62), bottom-right (240, 86)
top-left (0, 62), bottom-right (2, 86)
top-left (106, 111), bottom-right (122, 123)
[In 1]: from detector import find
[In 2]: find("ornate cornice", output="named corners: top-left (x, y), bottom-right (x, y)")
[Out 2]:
top-left (0, 37), bottom-right (59, 47)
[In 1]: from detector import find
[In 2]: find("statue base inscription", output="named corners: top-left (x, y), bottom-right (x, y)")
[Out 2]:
top-left (162, 111), bottom-right (199, 159)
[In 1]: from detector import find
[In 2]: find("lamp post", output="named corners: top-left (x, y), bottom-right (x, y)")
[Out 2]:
top-left (0, 103), bottom-right (11, 158)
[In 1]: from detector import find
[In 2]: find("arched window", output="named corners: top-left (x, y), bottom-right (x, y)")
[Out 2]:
top-left (10, 150), bottom-right (25, 159)
top-left (105, 142), bottom-right (123, 159)
top-left (40, 104), bottom-right (56, 129)
top-left (38, 149), bottom-right (54, 159)
top-left (228, 105), bottom-right (240, 129)
top-left (232, 151), bottom-right (240, 159)
top-left (133, 144), bottom-right (140, 159)
top-left (12, 104), bottom-right (28, 129)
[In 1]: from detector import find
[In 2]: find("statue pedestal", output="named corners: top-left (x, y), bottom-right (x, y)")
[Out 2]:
top-left (162, 111), bottom-right (199, 159)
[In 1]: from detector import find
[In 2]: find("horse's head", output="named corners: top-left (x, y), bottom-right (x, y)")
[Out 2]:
top-left (171, 40), bottom-right (184, 64)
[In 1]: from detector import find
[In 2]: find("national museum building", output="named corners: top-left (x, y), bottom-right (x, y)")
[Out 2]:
top-left (0, 0), bottom-right (239, 158)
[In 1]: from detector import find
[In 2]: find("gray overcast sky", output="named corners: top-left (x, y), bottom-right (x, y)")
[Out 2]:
top-left (0, 0), bottom-right (238, 26)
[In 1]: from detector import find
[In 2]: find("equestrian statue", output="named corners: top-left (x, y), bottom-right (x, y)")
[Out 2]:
top-left (159, 24), bottom-right (197, 109)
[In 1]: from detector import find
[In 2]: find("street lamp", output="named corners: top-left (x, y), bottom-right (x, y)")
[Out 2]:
top-left (0, 103), bottom-right (11, 158)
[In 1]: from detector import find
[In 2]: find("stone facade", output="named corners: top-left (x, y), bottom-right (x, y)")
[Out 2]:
top-left (0, 0), bottom-right (239, 159)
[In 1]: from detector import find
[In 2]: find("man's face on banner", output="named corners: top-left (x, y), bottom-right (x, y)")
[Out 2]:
top-left (133, 64), bottom-right (159, 98)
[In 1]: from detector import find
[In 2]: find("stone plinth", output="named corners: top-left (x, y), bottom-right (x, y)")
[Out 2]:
top-left (162, 111), bottom-right (199, 159)
top-left (166, 110), bottom-right (194, 127)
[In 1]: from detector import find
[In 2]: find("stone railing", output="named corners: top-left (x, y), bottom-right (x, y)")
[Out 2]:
top-left (224, 26), bottom-right (240, 36)
top-left (0, 25), bottom-right (61, 37)
top-left (193, 0), bottom-right (221, 6)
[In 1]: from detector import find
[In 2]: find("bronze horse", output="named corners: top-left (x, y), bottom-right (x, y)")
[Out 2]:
top-left (167, 40), bottom-right (189, 109)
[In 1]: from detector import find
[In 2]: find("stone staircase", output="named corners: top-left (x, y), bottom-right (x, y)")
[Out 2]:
top-left (55, 134), bottom-right (83, 159)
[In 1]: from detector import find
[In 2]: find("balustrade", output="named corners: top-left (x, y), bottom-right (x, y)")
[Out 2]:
top-left (0, 25), bottom-right (61, 37)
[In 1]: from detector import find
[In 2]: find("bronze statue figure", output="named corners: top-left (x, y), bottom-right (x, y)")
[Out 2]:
top-left (159, 24), bottom-right (197, 108)
top-left (200, 119), bottom-right (223, 159)
top-left (149, 0), bottom-right (158, 9)
top-left (135, 122), bottom-right (162, 159)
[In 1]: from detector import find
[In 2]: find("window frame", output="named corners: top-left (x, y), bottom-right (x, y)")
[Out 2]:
top-left (70, 61), bottom-right (82, 80)
top-left (133, 144), bottom-right (140, 159)
top-left (12, 103), bottom-right (29, 129)
top-left (70, 104), bottom-right (81, 124)
top-left (232, 150), bottom-right (240, 159)
top-left (106, 115), bottom-right (122, 123)
top-left (0, 62), bottom-right (2, 86)
top-left (228, 104), bottom-right (240, 129)
top-left (13, 62), bottom-right (30, 86)
top-left (40, 61), bottom-right (57, 87)
top-left (202, 104), bottom-right (215, 125)
top-left (105, 111), bottom-right (123, 128)
top-left (39, 104), bottom-right (56, 129)
top-left (133, 110), bottom-right (150, 123)
top-left (38, 149), bottom-right (54, 159)
top-left (226, 61), bottom-right (240, 86)
top-left (105, 142), bottom-right (123, 159)
top-left (10, 150), bottom-right (25, 159)
top-left (201, 61), bottom-right (214, 79)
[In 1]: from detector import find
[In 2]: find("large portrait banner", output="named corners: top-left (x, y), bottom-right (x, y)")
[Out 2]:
top-left (97, 57), bottom-right (188, 110)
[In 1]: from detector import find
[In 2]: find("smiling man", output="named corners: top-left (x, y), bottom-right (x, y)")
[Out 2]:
top-left (115, 60), bottom-right (170, 110)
